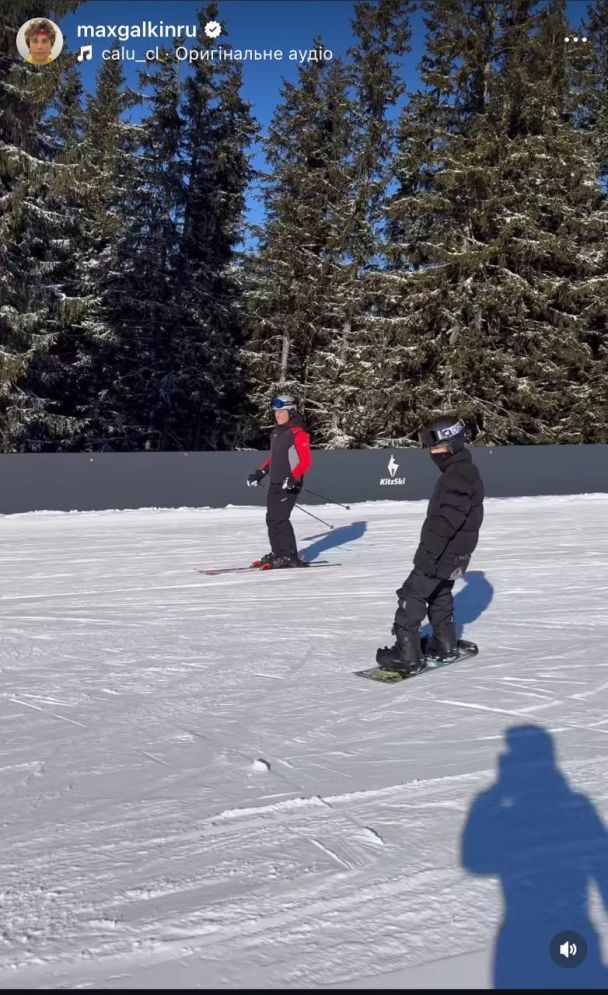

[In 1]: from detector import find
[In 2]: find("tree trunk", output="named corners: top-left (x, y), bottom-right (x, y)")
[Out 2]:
top-left (331, 316), bottom-right (351, 435)
top-left (279, 328), bottom-right (290, 386)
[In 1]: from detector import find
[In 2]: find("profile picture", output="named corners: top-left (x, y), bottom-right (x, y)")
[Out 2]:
top-left (17, 18), bottom-right (64, 65)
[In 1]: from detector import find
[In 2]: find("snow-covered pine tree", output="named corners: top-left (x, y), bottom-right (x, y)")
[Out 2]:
top-left (4, 64), bottom-right (99, 450)
top-left (306, 0), bottom-right (414, 448)
top-left (168, 3), bottom-right (257, 451)
top-left (5, 53), bottom-right (140, 450)
top-left (374, 0), bottom-right (608, 445)
top-left (70, 55), bottom-right (141, 450)
top-left (243, 43), bottom-right (352, 443)
top-left (366, 0), bottom-right (504, 446)
top-left (99, 47), bottom-right (187, 451)
top-left (583, 0), bottom-right (608, 202)
top-left (583, 1), bottom-right (608, 429)
top-left (550, 0), bottom-right (608, 437)
top-left (0, 0), bottom-right (83, 448)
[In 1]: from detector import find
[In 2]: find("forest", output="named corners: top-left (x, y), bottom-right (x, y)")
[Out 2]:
top-left (1, 0), bottom-right (607, 451)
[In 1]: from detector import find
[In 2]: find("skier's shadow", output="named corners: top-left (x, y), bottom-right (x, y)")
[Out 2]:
top-left (421, 569), bottom-right (493, 640)
top-left (300, 521), bottom-right (367, 562)
top-left (462, 724), bottom-right (608, 989)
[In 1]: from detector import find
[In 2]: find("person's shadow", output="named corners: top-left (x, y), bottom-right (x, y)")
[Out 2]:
top-left (462, 725), bottom-right (608, 989)
top-left (421, 569), bottom-right (494, 641)
top-left (300, 521), bottom-right (367, 562)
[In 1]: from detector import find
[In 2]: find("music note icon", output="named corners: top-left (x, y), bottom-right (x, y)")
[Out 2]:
top-left (77, 45), bottom-right (93, 62)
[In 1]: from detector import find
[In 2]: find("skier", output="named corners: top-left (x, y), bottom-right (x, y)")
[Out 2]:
top-left (246, 394), bottom-right (312, 568)
top-left (376, 415), bottom-right (484, 674)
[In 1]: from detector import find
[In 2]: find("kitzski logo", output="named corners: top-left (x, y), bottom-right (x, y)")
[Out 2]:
top-left (380, 454), bottom-right (406, 487)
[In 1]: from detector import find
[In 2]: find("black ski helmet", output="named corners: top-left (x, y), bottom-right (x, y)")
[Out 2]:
top-left (271, 394), bottom-right (297, 413)
top-left (420, 415), bottom-right (467, 452)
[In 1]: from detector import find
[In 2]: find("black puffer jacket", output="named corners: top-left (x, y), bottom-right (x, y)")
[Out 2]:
top-left (414, 449), bottom-right (484, 580)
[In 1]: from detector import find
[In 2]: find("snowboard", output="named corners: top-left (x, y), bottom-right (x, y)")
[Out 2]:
top-left (355, 639), bottom-right (478, 683)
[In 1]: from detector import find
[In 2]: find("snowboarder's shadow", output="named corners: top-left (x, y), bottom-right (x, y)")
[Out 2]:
top-left (300, 521), bottom-right (367, 562)
top-left (462, 724), bottom-right (608, 989)
top-left (421, 569), bottom-right (493, 640)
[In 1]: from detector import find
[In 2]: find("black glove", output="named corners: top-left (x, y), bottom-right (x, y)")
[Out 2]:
top-left (247, 468), bottom-right (266, 487)
top-left (282, 473), bottom-right (300, 493)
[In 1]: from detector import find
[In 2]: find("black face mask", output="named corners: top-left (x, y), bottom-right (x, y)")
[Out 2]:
top-left (430, 451), bottom-right (452, 470)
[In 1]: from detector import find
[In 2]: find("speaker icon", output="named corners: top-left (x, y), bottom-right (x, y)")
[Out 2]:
top-left (550, 931), bottom-right (587, 968)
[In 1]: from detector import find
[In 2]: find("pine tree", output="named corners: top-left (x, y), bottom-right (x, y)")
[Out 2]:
top-left (5, 54), bottom-right (140, 450)
top-left (7, 64), bottom-right (93, 449)
top-left (166, 3), bottom-right (257, 451)
top-left (580, 0), bottom-right (608, 429)
top-left (100, 47), bottom-right (187, 451)
top-left (0, 1), bottom-right (83, 447)
top-left (585, 0), bottom-right (608, 184)
top-left (243, 44), bottom-right (353, 444)
top-left (372, 0), bottom-right (508, 445)
top-left (306, 0), bottom-right (414, 448)
top-left (372, 0), bottom-right (608, 445)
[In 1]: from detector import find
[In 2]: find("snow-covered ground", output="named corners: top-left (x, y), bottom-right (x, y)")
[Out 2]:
top-left (1, 495), bottom-right (608, 989)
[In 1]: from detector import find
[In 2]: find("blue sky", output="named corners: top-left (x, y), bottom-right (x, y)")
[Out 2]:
top-left (58, 0), bottom-right (591, 232)
top-left (60, 0), bottom-right (409, 125)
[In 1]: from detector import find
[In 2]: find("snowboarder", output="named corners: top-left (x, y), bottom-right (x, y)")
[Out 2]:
top-left (376, 415), bottom-right (484, 674)
top-left (247, 394), bottom-right (312, 568)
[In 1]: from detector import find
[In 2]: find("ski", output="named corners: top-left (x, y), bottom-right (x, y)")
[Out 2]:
top-left (197, 560), bottom-right (338, 576)
top-left (355, 639), bottom-right (478, 683)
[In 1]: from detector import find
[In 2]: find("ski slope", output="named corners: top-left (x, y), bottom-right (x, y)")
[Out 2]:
top-left (1, 494), bottom-right (607, 989)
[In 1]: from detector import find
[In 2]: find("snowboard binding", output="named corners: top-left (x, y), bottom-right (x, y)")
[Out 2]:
top-left (359, 639), bottom-right (478, 684)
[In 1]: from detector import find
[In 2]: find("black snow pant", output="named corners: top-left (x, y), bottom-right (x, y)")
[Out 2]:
top-left (266, 482), bottom-right (300, 558)
top-left (394, 568), bottom-right (455, 636)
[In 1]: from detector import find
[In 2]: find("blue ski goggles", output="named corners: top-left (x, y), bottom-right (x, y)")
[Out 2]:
top-left (271, 397), bottom-right (296, 409)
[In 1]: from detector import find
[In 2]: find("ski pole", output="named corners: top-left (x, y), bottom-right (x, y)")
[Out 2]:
top-left (249, 474), bottom-right (334, 527)
top-left (295, 504), bottom-right (334, 529)
top-left (303, 488), bottom-right (350, 511)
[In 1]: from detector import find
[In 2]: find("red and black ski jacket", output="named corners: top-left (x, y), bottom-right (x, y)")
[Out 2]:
top-left (259, 416), bottom-right (312, 486)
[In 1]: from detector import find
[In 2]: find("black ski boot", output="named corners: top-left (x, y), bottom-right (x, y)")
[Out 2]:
top-left (266, 554), bottom-right (311, 569)
top-left (252, 552), bottom-right (278, 568)
top-left (423, 620), bottom-right (458, 662)
top-left (376, 624), bottom-right (425, 676)
top-left (266, 554), bottom-right (293, 569)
